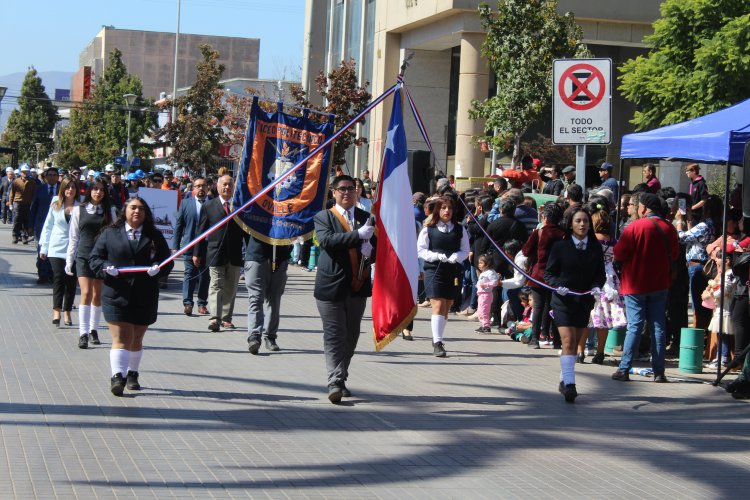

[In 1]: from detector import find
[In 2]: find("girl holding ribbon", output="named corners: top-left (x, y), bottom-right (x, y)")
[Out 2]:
top-left (544, 207), bottom-right (606, 403)
top-left (89, 197), bottom-right (173, 396)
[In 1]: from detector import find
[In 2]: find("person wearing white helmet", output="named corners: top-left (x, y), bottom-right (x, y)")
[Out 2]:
top-left (9, 164), bottom-right (38, 243)
top-left (1, 167), bottom-right (16, 224)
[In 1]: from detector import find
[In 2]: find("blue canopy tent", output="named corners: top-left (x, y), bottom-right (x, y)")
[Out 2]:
top-left (619, 98), bottom-right (750, 384)
top-left (621, 97), bottom-right (750, 164)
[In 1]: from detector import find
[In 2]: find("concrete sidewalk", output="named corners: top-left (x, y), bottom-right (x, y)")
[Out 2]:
top-left (0, 223), bottom-right (748, 499)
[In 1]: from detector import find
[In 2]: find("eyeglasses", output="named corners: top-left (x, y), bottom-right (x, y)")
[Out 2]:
top-left (335, 186), bottom-right (356, 193)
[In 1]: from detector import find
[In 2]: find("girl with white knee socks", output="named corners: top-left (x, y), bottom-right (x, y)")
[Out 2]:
top-left (65, 178), bottom-right (115, 349)
top-left (417, 196), bottom-right (470, 357)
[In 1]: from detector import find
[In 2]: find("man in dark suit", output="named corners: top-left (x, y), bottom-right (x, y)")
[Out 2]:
top-left (173, 176), bottom-right (211, 316)
top-left (194, 174), bottom-right (244, 332)
top-left (313, 175), bottom-right (376, 404)
top-left (29, 167), bottom-right (60, 284)
top-left (0, 167), bottom-right (15, 224)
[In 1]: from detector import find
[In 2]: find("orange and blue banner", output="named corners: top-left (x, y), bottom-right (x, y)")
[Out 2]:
top-left (233, 97), bottom-right (335, 244)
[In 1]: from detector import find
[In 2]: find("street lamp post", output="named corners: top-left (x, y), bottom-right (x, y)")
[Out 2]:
top-left (123, 93), bottom-right (137, 161)
top-left (35, 142), bottom-right (42, 169)
top-left (0, 86), bottom-right (7, 135)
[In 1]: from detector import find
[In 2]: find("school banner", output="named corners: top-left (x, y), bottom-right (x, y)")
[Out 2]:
top-left (138, 187), bottom-right (178, 247)
top-left (233, 98), bottom-right (334, 244)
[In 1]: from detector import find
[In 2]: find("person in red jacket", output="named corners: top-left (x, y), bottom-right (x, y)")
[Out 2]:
top-left (612, 193), bottom-right (679, 383)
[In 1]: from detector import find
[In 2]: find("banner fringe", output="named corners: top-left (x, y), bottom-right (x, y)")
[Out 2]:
top-left (374, 305), bottom-right (417, 352)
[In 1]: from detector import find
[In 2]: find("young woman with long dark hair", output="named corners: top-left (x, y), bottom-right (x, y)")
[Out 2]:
top-left (65, 178), bottom-right (116, 349)
top-left (544, 207), bottom-right (606, 402)
top-left (417, 196), bottom-right (470, 357)
top-left (39, 176), bottom-right (80, 327)
top-left (89, 197), bottom-right (173, 396)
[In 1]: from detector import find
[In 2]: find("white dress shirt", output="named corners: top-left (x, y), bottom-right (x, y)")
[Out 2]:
top-left (417, 220), bottom-right (470, 262)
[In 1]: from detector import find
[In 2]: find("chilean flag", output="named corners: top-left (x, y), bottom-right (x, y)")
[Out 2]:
top-left (372, 87), bottom-right (419, 351)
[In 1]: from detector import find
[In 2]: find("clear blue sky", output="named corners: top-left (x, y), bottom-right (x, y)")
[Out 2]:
top-left (1, 0), bottom-right (305, 79)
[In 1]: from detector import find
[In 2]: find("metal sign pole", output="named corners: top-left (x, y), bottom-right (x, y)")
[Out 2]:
top-left (576, 145), bottom-right (586, 189)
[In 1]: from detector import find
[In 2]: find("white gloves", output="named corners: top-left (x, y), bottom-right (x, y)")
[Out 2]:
top-left (437, 253), bottom-right (449, 263)
top-left (556, 286), bottom-right (570, 296)
top-left (448, 253), bottom-right (459, 264)
top-left (147, 264), bottom-right (160, 277)
top-left (591, 287), bottom-right (602, 296)
top-left (64, 263), bottom-right (74, 276)
top-left (357, 219), bottom-right (374, 240)
top-left (105, 266), bottom-right (119, 277)
top-left (361, 241), bottom-right (373, 259)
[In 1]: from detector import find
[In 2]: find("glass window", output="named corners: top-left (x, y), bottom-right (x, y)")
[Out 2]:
top-left (331, 0), bottom-right (344, 66)
top-left (346, 0), bottom-right (363, 66)
top-left (363, 0), bottom-right (376, 87)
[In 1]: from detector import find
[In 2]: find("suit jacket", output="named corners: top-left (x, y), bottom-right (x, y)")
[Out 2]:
top-left (89, 225), bottom-right (174, 321)
top-left (39, 198), bottom-right (77, 259)
top-left (0, 177), bottom-right (11, 201)
top-left (193, 197), bottom-right (244, 267)
top-left (29, 182), bottom-right (58, 238)
top-left (313, 206), bottom-right (376, 302)
top-left (173, 196), bottom-right (208, 260)
top-left (544, 237), bottom-right (606, 309)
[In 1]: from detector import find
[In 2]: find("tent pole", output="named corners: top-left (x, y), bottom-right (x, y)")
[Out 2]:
top-left (615, 158), bottom-right (624, 239)
top-left (716, 160), bottom-right (731, 378)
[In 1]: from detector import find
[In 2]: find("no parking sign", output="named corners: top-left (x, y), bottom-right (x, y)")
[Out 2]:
top-left (553, 59), bottom-right (612, 144)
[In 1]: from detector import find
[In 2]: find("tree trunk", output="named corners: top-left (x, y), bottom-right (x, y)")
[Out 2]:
top-left (511, 133), bottom-right (522, 168)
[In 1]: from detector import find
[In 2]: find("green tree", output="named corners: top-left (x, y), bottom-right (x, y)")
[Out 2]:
top-left (1, 67), bottom-right (59, 164)
top-left (620, 0), bottom-right (750, 131)
top-left (291, 59), bottom-right (371, 168)
top-left (59, 49), bottom-right (155, 168)
top-left (469, 0), bottom-right (588, 166)
top-left (157, 44), bottom-right (226, 173)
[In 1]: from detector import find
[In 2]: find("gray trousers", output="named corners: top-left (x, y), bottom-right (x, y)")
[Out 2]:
top-left (208, 264), bottom-right (241, 323)
top-left (316, 296), bottom-right (367, 386)
top-left (245, 259), bottom-right (289, 341)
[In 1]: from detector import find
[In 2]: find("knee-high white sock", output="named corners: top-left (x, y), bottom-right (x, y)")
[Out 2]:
top-left (439, 315), bottom-right (448, 340)
top-left (560, 355), bottom-right (576, 385)
top-left (110, 349), bottom-right (129, 377)
top-left (127, 350), bottom-right (143, 373)
top-left (90, 305), bottom-right (101, 332)
top-left (78, 305), bottom-right (90, 336)
top-left (431, 315), bottom-right (444, 343)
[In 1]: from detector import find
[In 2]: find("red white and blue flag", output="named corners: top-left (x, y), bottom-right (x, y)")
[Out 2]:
top-left (372, 87), bottom-right (419, 351)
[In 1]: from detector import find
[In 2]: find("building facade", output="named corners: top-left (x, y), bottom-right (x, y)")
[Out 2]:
top-left (75, 26), bottom-right (260, 101)
top-left (303, 0), bottom-right (661, 179)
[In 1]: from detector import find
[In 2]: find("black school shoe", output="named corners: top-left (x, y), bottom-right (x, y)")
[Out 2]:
top-left (126, 370), bottom-right (141, 390)
top-left (433, 341), bottom-right (446, 357)
top-left (90, 330), bottom-right (100, 345)
top-left (111, 373), bottom-right (126, 396)
top-left (559, 381), bottom-right (578, 403)
top-left (78, 334), bottom-right (89, 349)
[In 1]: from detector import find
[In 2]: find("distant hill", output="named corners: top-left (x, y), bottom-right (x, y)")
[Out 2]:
top-left (0, 71), bottom-right (75, 133)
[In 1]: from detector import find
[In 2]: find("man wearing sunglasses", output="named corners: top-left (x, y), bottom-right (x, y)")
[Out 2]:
top-left (313, 175), bottom-right (376, 404)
